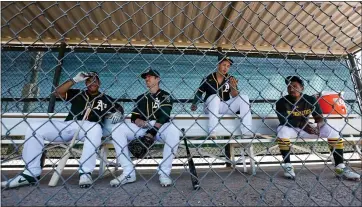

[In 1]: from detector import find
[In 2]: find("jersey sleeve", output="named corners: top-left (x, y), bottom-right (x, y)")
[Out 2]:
top-left (198, 78), bottom-right (207, 93)
top-left (65, 89), bottom-right (81, 103)
top-left (156, 93), bottom-right (173, 124)
top-left (131, 95), bottom-right (142, 123)
top-left (276, 98), bottom-right (301, 128)
top-left (192, 78), bottom-right (206, 104)
top-left (309, 96), bottom-right (323, 116)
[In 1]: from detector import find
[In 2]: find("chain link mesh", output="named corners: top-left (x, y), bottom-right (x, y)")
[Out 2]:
top-left (1, 1), bottom-right (361, 206)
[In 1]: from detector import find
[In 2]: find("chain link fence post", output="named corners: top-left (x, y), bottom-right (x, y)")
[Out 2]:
top-left (47, 42), bottom-right (66, 113)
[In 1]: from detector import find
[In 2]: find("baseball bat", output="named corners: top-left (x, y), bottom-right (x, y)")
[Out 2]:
top-left (48, 107), bottom-right (92, 187)
top-left (181, 128), bottom-right (200, 190)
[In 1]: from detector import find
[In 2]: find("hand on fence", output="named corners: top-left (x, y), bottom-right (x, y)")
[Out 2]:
top-left (190, 104), bottom-right (198, 111)
top-left (72, 72), bottom-right (90, 83)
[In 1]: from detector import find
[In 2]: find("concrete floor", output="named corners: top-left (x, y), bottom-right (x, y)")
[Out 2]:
top-left (1, 164), bottom-right (361, 206)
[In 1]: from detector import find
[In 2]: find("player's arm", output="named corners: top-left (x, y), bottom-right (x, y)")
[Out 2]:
top-left (310, 96), bottom-right (325, 128)
top-left (54, 72), bottom-right (89, 98)
top-left (131, 95), bottom-right (147, 127)
top-left (230, 76), bottom-right (239, 97)
top-left (147, 94), bottom-right (173, 137)
top-left (191, 78), bottom-right (206, 111)
top-left (54, 80), bottom-right (74, 99)
top-left (276, 99), bottom-right (301, 128)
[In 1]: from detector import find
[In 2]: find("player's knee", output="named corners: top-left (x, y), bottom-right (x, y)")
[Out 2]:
top-left (206, 94), bottom-right (221, 104)
top-left (84, 123), bottom-right (102, 143)
top-left (320, 124), bottom-right (339, 138)
top-left (277, 126), bottom-right (294, 138)
top-left (238, 94), bottom-right (250, 104)
top-left (25, 121), bottom-right (46, 139)
top-left (88, 123), bottom-right (102, 135)
top-left (163, 124), bottom-right (180, 144)
top-left (112, 123), bottom-right (127, 135)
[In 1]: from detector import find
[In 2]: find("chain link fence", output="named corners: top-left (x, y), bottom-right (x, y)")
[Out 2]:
top-left (1, 1), bottom-right (362, 206)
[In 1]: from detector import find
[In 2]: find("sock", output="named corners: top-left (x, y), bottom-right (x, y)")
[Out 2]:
top-left (327, 138), bottom-right (344, 166)
top-left (278, 138), bottom-right (291, 163)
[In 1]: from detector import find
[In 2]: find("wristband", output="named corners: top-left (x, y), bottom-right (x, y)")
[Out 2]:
top-left (69, 78), bottom-right (76, 84)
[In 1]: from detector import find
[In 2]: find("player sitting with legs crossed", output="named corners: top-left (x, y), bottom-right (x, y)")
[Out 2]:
top-left (190, 56), bottom-right (252, 139)
top-left (276, 76), bottom-right (360, 180)
top-left (1, 72), bottom-right (124, 189)
top-left (111, 69), bottom-right (179, 187)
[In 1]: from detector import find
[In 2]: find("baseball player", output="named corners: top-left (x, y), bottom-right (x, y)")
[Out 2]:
top-left (111, 69), bottom-right (179, 187)
top-left (1, 72), bottom-right (124, 189)
top-left (276, 76), bottom-right (360, 180)
top-left (190, 56), bottom-right (252, 139)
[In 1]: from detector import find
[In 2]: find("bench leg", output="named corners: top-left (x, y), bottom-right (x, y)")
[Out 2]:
top-left (98, 144), bottom-right (108, 178)
top-left (240, 148), bottom-right (247, 173)
top-left (246, 144), bottom-right (256, 175)
top-left (224, 137), bottom-right (232, 167)
top-left (230, 144), bottom-right (235, 168)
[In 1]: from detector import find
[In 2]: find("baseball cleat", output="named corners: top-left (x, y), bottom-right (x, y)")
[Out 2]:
top-left (110, 173), bottom-right (136, 187)
top-left (335, 164), bottom-right (361, 181)
top-left (1, 173), bottom-right (39, 189)
top-left (282, 163), bottom-right (296, 179)
top-left (79, 173), bottom-right (93, 188)
top-left (159, 174), bottom-right (172, 187)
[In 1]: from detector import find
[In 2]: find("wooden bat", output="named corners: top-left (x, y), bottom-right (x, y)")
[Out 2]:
top-left (181, 128), bottom-right (200, 190)
top-left (48, 107), bottom-right (92, 187)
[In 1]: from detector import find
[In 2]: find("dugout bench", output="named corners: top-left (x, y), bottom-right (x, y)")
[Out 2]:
top-left (1, 113), bottom-right (361, 181)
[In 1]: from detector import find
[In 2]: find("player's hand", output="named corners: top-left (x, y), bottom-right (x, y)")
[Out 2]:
top-left (72, 72), bottom-right (89, 83)
top-left (317, 122), bottom-right (325, 130)
top-left (110, 111), bottom-right (123, 124)
top-left (135, 119), bottom-right (147, 128)
top-left (303, 123), bottom-right (319, 135)
top-left (230, 77), bottom-right (238, 89)
top-left (190, 104), bottom-right (198, 111)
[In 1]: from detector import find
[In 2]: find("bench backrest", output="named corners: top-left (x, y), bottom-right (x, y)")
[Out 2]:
top-left (2, 113), bottom-right (361, 137)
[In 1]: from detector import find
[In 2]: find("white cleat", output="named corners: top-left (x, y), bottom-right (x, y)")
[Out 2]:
top-left (159, 174), bottom-right (172, 187)
top-left (335, 164), bottom-right (361, 181)
top-left (110, 173), bottom-right (136, 187)
top-left (79, 173), bottom-right (93, 188)
top-left (282, 163), bottom-right (296, 179)
top-left (1, 173), bottom-right (39, 189)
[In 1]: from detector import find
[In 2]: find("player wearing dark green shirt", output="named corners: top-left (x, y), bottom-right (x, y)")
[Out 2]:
top-left (1, 72), bottom-right (124, 190)
top-left (190, 56), bottom-right (252, 139)
top-left (111, 69), bottom-right (179, 187)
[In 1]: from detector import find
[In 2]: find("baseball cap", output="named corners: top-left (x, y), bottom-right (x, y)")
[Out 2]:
top-left (141, 69), bottom-right (160, 79)
top-left (218, 56), bottom-right (233, 65)
top-left (285, 76), bottom-right (304, 87)
top-left (88, 71), bottom-right (100, 80)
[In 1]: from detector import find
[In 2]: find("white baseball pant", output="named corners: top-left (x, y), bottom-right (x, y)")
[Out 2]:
top-left (22, 120), bottom-right (103, 177)
top-left (277, 124), bottom-right (339, 138)
top-left (112, 121), bottom-right (179, 177)
top-left (204, 94), bottom-right (252, 134)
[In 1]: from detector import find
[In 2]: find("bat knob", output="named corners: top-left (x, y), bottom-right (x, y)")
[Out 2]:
top-left (193, 184), bottom-right (200, 190)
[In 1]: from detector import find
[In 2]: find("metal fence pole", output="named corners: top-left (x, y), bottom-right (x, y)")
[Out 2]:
top-left (47, 42), bottom-right (66, 113)
top-left (347, 53), bottom-right (362, 114)
top-left (22, 51), bottom-right (43, 112)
